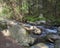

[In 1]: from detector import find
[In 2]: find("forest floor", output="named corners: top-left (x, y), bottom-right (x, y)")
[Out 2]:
top-left (0, 32), bottom-right (23, 48)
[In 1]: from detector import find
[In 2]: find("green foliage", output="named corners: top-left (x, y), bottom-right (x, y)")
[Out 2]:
top-left (24, 16), bottom-right (46, 22)
top-left (2, 7), bottom-right (9, 14)
top-left (55, 19), bottom-right (60, 25)
top-left (0, 0), bottom-right (60, 25)
top-left (1, 6), bottom-right (12, 18)
top-left (21, 0), bottom-right (28, 14)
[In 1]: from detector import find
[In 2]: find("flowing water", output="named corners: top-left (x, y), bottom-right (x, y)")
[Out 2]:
top-left (36, 26), bottom-right (57, 48)
top-left (25, 24), bottom-right (58, 48)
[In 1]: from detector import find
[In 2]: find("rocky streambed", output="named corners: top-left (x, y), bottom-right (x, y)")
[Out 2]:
top-left (0, 19), bottom-right (60, 48)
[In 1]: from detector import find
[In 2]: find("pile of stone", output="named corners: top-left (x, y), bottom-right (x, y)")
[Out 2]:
top-left (0, 20), bottom-right (49, 48)
top-left (0, 18), bottom-right (60, 48)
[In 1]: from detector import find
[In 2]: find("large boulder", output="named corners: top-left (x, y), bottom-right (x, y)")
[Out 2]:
top-left (8, 24), bottom-right (29, 46)
top-left (1, 20), bottom-right (36, 47)
top-left (0, 18), bottom-right (38, 47)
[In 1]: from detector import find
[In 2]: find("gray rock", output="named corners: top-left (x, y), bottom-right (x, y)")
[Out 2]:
top-left (58, 27), bottom-right (60, 34)
top-left (55, 40), bottom-right (60, 48)
top-left (35, 20), bottom-right (46, 25)
top-left (47, 34), bottom-right (60, 39)
top-left (46, 33), bottom-right (60, 42)
top-left (32, 26), bottom-right (42, 35)
top-left (7, 22), bottom-right (36, 46)
top-left (0, 19), bottom-right (36, 46)
top-left (24, 26), bottom-right (42, 35)
top-left (30, 43), bottom-right (49, 48)
top-left (8, 24), bottom-right (29, 46)
top-left (58, 27), bottom-right (60, 32)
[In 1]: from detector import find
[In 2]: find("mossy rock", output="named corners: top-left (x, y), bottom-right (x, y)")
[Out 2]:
top-left (0, 21), bottom-right (7, 30)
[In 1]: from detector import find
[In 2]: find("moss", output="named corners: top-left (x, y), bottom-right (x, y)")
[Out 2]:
top-left (0, 22), bottom-right (7, 30)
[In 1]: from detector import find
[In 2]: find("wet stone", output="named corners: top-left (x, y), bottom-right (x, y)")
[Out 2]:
top-left (30, 43), bottom-right (49, 48)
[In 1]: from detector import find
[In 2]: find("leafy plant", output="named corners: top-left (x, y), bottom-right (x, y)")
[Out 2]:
top-left (24, 16), bottom-right (46, 22)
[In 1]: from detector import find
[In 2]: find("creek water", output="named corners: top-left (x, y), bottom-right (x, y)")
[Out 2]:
top-left (36, 26), bottom-right (57, 48)
top-left (25, 23), bottom-right (58, 48)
